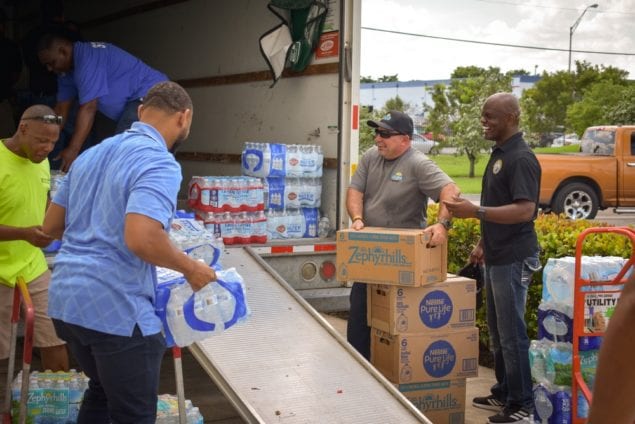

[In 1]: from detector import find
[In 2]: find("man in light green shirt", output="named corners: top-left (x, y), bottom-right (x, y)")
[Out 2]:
top-left (0, 105), bottom-right (68, 371)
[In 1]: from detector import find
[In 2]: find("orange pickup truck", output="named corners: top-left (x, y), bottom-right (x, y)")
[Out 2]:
top-left (537, 125), bottom-right (635, 220)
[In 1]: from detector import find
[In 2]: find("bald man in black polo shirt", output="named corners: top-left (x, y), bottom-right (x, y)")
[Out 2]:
top-left (444, 92), bottom-right (541, 424)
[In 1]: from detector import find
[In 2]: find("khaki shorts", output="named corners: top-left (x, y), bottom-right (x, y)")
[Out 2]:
top-left (0, 270), bottom-right (66, 360)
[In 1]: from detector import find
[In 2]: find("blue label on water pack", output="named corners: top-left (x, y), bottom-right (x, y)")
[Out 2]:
top-left (302, 208), bottom-right (318, 238)
top-left (266, 177), bottom-right (285, 209)
top-left (423, 340), bottom-right (456, 378)
top-left (269, 144), bottom-right (286, 178)
top-left (242, 148), bottom-right (264, 173)
top-left (420, 290), bottom-right (453, 329)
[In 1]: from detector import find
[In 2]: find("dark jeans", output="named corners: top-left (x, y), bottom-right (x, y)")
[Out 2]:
top-left (53, 319), bottom-right (166, 424)
top-left (347, 282), bottom-right (370, 360)
top-left (485, 254), bottom-right (541, 411)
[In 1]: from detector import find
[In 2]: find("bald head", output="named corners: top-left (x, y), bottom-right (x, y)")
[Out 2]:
top-left (485, 93), bottom-right (520, 122)
top-left (6, 105), bottom-right (61, 163)
top-left (22, 104), bottom-right (57, 120)
top-left (481, 92), bottom-right (521, 144)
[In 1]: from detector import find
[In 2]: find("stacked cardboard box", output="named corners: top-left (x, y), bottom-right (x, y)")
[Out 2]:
top-left (337, 227), bottom-right (479, 424)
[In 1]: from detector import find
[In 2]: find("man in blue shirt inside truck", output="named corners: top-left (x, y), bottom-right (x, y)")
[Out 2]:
top-left (37, 33), bottom-right (167, 171)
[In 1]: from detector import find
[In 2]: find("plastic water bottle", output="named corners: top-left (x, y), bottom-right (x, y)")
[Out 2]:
top-left (533, 383), bottom-right (553, 423)
top-left (250, 210), bottom-right (267, 244)
top-left (196, 284), bottom-right (225, 334)
top-left (68, 377), bottom-right (83, 422)
top-left (529, 340), bottom-right (547, 384)
top-left (215, 267), bottom-right (249, 327)
top-left (166, 283), bottom-right (196, 347)
top-left (552, 386), bottom-right (572, 424)
top-left (187, 406), bottom-right (204, 423)
top-left (315, 145), bottom-right (324, 177)
top-left (286, 144), bottom-right (301, 177)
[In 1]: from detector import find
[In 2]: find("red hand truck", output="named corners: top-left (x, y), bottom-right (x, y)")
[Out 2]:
top-left (2, 277), bottom-right (34, 424)
top-left (571, 226), bottom-right (635, 424)
top-left (1, 276), bottom-right (188, 424)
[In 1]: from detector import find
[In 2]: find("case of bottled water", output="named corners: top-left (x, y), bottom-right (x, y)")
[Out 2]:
top-left (542, 256), bottom-right (628, 305)
top-left (263, 177), bottom-right (321, 209)
top-left (156, 394), bottom-right (204, 423)
top-left (155, 267), bottom-right (250, 348)
top-left (537, 301), bottom-right (573, 343)
top-left (265, 208), bottom-right (319, 240)
top-left (187, 176), bottom-right (265, 213)
top-left (241, 142), bottom-right (323, 178)
top-left (197, 210), bottom-right (268, 245)
top-left (11, 369), bottom-right (88, 423)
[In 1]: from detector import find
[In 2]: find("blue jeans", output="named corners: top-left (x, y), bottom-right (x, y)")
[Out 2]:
top-left (347, 282), bottom-right (370, 360)
top-left (485, 254), bottom-right (541, 410)
top-left (53, 320), bottom-right (166, 424)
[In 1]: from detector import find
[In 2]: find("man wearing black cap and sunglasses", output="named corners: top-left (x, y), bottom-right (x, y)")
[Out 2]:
top-left (345, 110), bottom-right (460, 360)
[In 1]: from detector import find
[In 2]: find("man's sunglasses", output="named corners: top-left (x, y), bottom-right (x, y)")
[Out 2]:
top-left (22, 115), bottom-right (63, 125)
top-left (374, 129), bottom-right (402, 139)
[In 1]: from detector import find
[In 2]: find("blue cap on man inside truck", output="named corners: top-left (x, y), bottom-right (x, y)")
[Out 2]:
top-left (367, 110), bottom-right (413, 138)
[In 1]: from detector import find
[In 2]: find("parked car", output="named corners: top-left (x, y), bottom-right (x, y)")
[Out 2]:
top-left (411, 132), bottom-right (438, 154)
top-left (552, 133), bottom-right (580, 147)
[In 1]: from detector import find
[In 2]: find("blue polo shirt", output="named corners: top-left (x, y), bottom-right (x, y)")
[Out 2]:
top-left (57, 41), bottom-right (168, 121)
top-left (48, 122), bottom-right (182, 336)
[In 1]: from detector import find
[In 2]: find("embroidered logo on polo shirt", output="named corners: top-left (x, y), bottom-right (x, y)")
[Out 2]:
top-left (391, 171), bottom-right (403, 182)
top-left (493, 159), bottom-right (503, 175)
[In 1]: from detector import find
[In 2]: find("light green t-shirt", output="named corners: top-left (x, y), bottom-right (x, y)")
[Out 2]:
top-left (0, 140), bottom-right (50, 287)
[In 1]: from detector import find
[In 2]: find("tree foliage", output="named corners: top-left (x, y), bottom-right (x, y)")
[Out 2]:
top-left (520, 61), bottom-right (630, 137)
top-left (604, 83), bottom-right (635, 125)
top-left (427, 66), bottom-right (513, 177)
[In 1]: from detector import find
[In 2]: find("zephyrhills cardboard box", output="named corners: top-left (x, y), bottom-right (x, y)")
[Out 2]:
top-left (398, 379), bottom-right (466, 424)
top-left (368, 275), bottom-right (476, 334)
top-left (371, 327), bottom-right (479, 383)
top-left (336, 227), bottom-right (447, 286)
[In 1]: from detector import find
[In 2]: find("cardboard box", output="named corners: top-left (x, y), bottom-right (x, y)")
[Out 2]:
top-left (368, 275), bottom-right (476, 334)
top-left (371, 327), bottom-right (479, 383)
top-left (336, 227), bottom-right (447, 286)
top-left (398, 379), bottom-right (466, 424)
top-left (583, 291), bottom-right (621, 333)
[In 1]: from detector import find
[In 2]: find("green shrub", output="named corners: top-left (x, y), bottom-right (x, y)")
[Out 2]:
top-left (428, 204), bottom-right (633, 348)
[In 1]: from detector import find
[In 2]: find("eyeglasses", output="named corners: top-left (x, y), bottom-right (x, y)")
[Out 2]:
top-left (374, 129), bottom-right (402, 139)
top-left (22, 115), bottom-right (63, 125)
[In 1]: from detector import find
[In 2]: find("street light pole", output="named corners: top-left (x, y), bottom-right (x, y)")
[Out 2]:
top-left (568, 3), bottom-right (599, 73)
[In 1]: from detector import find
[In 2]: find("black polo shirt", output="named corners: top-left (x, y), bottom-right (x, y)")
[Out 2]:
top-left (480, 132), bottom-right (541, 265)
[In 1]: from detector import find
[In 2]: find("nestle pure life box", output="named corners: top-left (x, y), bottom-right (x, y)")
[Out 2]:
top-left (336, 227), bottom-right (447, 286)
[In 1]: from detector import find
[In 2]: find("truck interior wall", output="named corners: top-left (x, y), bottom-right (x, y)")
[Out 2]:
top-left (55, 0), bottom-right (341, 225)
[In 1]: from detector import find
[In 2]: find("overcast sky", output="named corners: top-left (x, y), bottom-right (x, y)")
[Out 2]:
top-left (361, 0), bottom-right (635, 81)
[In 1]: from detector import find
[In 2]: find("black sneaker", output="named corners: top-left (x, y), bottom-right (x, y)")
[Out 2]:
top-left (488, 406), bottom-right (532, 423)
top-left (472, 394), bottom-right (504, 411)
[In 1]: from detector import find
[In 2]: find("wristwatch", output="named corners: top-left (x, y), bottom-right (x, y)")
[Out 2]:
top-left (476, 207), bottom-right (487, 220)
top-left (439, 218), bottom-right (452, 230)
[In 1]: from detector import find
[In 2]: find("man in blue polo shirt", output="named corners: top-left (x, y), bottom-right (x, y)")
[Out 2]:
top-left (37, 33), bottom-right (167, 171)
top-left (43, 81), bottom-right (215, 424)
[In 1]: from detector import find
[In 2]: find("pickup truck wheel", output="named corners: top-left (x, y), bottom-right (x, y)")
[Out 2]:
top-left (552, 182), bottom-right (599, 220)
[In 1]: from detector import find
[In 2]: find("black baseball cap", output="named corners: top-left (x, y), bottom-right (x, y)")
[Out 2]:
top-left (367, 110), bottom-right (413, 138)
